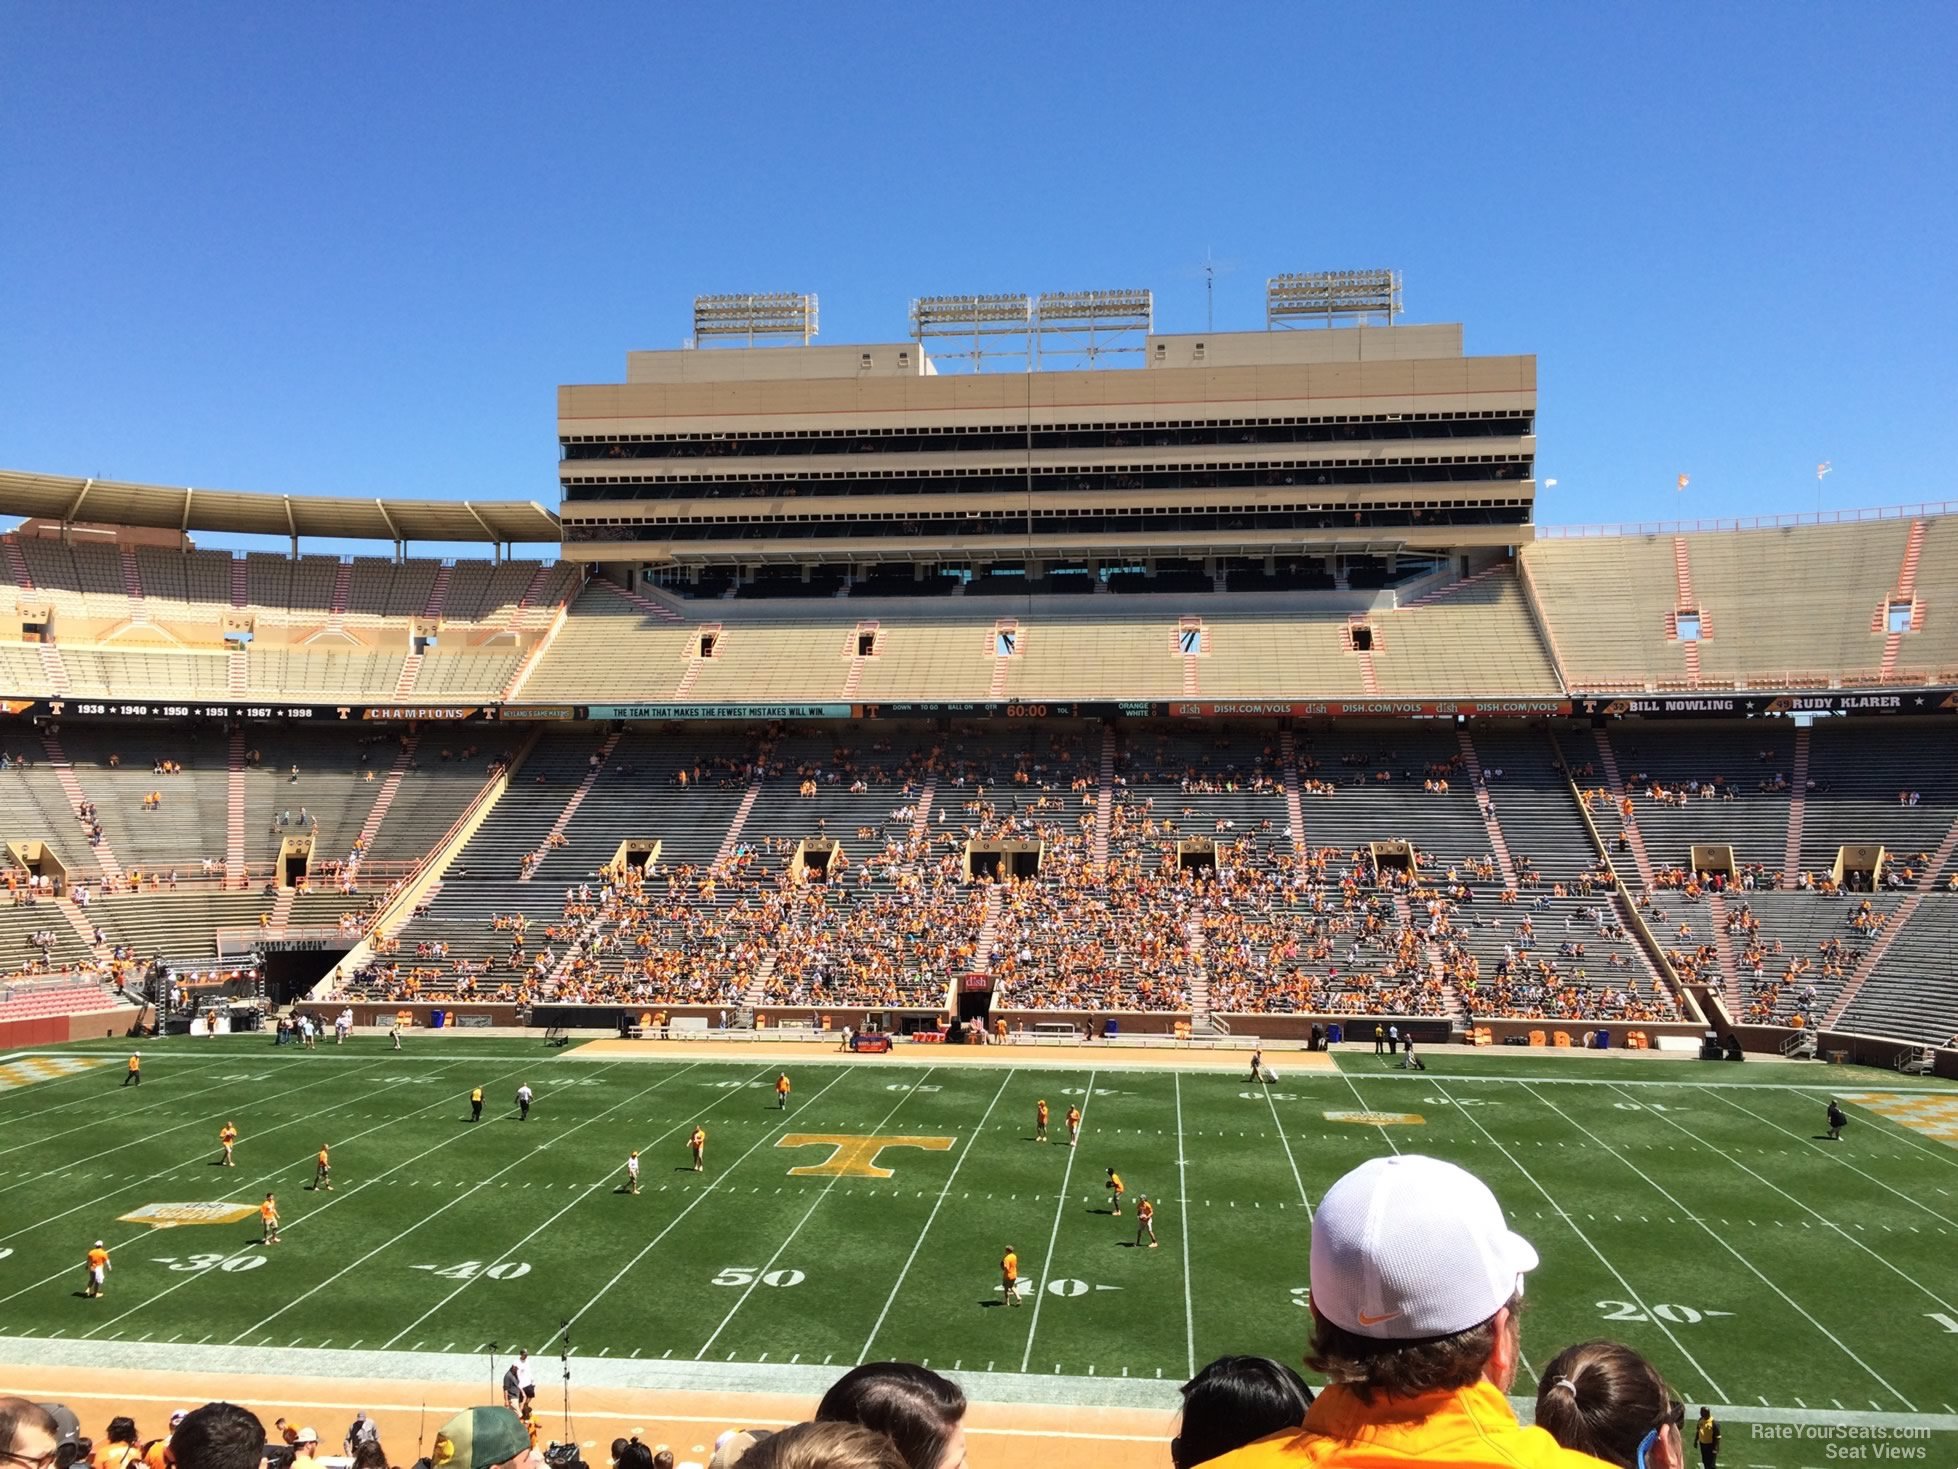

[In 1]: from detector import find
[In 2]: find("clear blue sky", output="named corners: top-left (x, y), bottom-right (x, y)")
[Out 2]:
top-left (4, 2), bottom-right (1954, 554)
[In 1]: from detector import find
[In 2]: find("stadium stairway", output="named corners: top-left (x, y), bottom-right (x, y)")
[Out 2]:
top-left (36, 643), bottom-right (70, 694)
top-left (518, 731), bottom-right (619, 881)
top-left (225, 730), bottom-right (246, 879)
top-left (1185, 913), bottom-right (1215, 1033)
top-left (268, 887), bottom-right (296, 933)
top-left (1782, 726), bottom-right (1810, 886)
top-left (1590, 727), bottom-right (1656, 888)
top-left (736, 955), bottom-right (776, 1028)
top-left (40, 730), bottom-right (123, 885)
top-left (1878, 518), bottom-right (1928, 679)
top-left (54, 892), bottom-right (111, 966)
top-left (1456, 728), bottom-right (1518, 887)
top-left (908, 775), bottom-right (937, 840)
top-left (1823, 807), bottom-right (1958, 1029)
top-left (713, 778), bottom-right (764, 865)
top-left (1392, 891), bottom-right (1466, 1032)
top-left (423, 562), bottom-right (453, 620)
top-left (969, 885), bottom-right (1004, 975)
top-left (349, 736), bottom-right (420, 865)
top-left (392, 652), bottom-right (423, 698)
top-left (119, 544), bottom-right (147, 623)
top-left (1093, 725), bottom-right (1116, 868)
top-left (591, 574), bottom-right (686, 625)
top-left (2, 536), bottom-right (33, 587)
top-left (1279, 729), bottom-right (1308, 864)
top-left (1704, 891), bottom-right (1745, 1014)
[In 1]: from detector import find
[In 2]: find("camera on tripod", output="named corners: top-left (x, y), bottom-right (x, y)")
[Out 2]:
top-left (544, 1443), bottom-right (586, 1469)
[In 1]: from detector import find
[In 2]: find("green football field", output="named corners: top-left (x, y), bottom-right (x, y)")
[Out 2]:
top-left (3, 1036), bottom-right (1956, 1467)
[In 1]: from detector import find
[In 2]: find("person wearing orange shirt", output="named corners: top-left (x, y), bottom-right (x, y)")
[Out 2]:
top-left (1035, 1100), bottom-right (1049, 1143)
top-left (219, 1122), bottom-right (239, 1167)
top-left (123, 1053), bottom-right (141, 1088)
top-left (775, 1073), bottom-right (791, 1110)
top-left (1202, 1154), bottom-right (1594, 1469)
top-left (689, 1125), bottom-right (707, 1173)
top-left (1065, 1105), bottom-right (1081, 1148)
top-left (1000, 1246), bottom-right (1020, 1307)
top-left (1135, 1196), bottom-right (1159, 1249)
top-left (1105, 1167), bottom-right (1124, 1216)
top-left (84, 1239), bottom-right (111, 1297)
top-left (260, 1193), bottom-right (281, 1245)
top-left (144, 1413), bottom-right (185, 1469)
top-left (313, 1143), bottom-right (332, 1191)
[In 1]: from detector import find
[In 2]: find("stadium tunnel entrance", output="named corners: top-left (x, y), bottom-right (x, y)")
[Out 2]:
top-left (957, 974), bottom-right (993, 1027)
top-left (264, 944), bottom-right (352, 1006)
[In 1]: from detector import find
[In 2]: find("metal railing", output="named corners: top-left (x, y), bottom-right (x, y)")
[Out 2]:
top-left (1539, 501), bottom-right (1957, 540)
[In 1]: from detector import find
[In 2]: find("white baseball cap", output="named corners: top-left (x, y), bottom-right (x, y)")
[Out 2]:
top-left (1310, 1154), bottom-right (1538, 1340)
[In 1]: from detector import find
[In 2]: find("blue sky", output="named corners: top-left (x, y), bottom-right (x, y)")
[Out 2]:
top-left (4, 2), bottom-right (1954, 555)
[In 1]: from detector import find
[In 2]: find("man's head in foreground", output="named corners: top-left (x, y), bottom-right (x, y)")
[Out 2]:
top-left (171, 1403), bottom-right (268, 1469)
top-left (432, 1408), bottom-right (537, 1469)
top-left (1306, 1153), bottom-right (1539, 1401)
top-left (0, 1400), bottom-right (60, 1469)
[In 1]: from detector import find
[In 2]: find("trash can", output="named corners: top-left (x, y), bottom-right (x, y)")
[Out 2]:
top-left (1593, 1029), bottom-right (1610, 1050)
top-left (1327, 1023), bottom-right (1344, 1046)
top-left (429, 1010), bottom-right (446, 1030)
top-left (1103, 1018), bottom-right (1120, 1038)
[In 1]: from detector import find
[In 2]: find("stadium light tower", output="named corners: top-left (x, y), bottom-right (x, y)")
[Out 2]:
top-left (1265, 270), bottom-right (1402, 329)
top-left (692, 292), bottom-right (820, 346)
top-left (908, 294), bottom-right (1034, 373)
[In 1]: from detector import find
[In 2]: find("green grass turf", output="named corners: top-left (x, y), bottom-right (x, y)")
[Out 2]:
top-left (3, 1037), bottom-right (1956, 1469)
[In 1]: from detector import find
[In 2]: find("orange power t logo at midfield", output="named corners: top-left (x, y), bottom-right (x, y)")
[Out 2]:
top-left (776, 1134), bottom-right (954, 1178)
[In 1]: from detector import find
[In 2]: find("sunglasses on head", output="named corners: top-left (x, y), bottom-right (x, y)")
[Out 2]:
top-left (1635, 1399), bottom-right (1687, 1469)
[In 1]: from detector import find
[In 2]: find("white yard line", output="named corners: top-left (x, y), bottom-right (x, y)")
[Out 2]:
top-left (1521, 1081), bottom-right (1916, 1411)
top-left (225, 1064), bottom-right (674, 1342)
top-left (1173, 1072), bottom-right (1196, 1381)
top-left (1609, 1083), bottom-right (1957, 1314)
top-left (0, 1072), bottom-right (246, 1132)
top-left (377, 1064), bottom-right (706, 1348)
top-left (858, 1069), bottom-right (1015, 1363)
top-left (0, 1060), bottom-right (540, 1317)
top-left (1019, 1070), bottom-right (1095, 1374)
top-left (0, 1058), bottom-right (434, 1254)
top-left (1335, 1065), bottom-right (1401, 1154)
top-left (1779, 1085), bottom-right (1958, 1172)
top-left (558, 1066), bottom-right (859, 1335)
top-left (1434, 1078), bottom-right (1727, 1403)
top-left (1699, 1086), bottom-right (1958, 1228)
top-left (0, 1060), bottom-right (395, 1188)
top-left (1259, 1077), bottom-right (1312, 1220)
top-left (695, 1068), bottom-right (939, 1360)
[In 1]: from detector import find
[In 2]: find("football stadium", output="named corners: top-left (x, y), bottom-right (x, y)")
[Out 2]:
top-left (3, 271), bottom-right (1957, 1469)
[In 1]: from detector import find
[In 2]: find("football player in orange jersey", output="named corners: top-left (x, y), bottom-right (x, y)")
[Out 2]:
top-left (1065, 1104), bottom-right (1081, 1147)
top-left (260, 1193), bottom-right (281, 1245)
top-left (689, 1124), bottom-right (707, 1172)
top-left (84, 1239), bottom-right (111, 1297)
top-left (1035, 1099), bottom-right (1049, 1143)
top-left (312, 1142), bottom-right (332, 1191)
top-left (1105, 1167), bottom-right (1125, 1216)
top-left (219, 1121), bottom-right (239, 1167)
top-left (1000, 1245), bottom-right (1020, 1306)
top-left (1135, 1195), bottom-right (1159, 1248)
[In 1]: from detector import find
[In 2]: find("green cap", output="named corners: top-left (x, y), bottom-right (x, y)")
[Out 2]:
top-left (432, 1408), bottom-right (530, 1469)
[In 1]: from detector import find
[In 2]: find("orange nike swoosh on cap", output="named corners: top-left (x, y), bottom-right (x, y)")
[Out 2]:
top-left (1356, 1310), bottom-right (1402, 1327)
